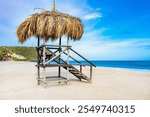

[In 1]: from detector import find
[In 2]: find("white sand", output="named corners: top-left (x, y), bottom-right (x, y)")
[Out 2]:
top-left (0, 61), bottom-right (150, 100)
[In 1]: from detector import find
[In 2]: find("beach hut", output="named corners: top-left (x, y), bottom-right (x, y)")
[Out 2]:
top-left (16, 0), bottom-right (96, 87)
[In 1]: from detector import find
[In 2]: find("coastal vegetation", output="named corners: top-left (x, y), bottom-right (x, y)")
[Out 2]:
top-left (0, 46), bottom-right (37, 61)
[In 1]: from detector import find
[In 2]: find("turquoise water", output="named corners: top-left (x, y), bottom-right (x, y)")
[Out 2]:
top-left (70, 61), bottom-right (150, 71)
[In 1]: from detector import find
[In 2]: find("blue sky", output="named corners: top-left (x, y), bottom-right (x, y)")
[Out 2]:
top-left (0, 0), bottom-right (150, 60)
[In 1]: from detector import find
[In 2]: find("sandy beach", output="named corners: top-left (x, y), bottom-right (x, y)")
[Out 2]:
top-left (0, 61), bottom-right (150, 100)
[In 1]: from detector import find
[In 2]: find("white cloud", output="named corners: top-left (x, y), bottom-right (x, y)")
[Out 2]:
top-left (83, 12), bottom-right (102, 20)
top-left (72, 40), bottom-right (150, 60)
top-left (70, 28), bottom-right (150, 60)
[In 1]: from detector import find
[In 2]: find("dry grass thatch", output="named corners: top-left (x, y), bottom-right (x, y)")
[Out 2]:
top-left (17, 10), bottom-right (84, 43)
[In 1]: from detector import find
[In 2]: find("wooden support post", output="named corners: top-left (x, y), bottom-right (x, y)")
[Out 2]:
top-left (80, 65), bottom-right (82, 73)
top-left (90, 65), bottom-right (93, 83)
top-left (37, 37), bottom-right (40, 85)
top-left (66, 37), bottom-right (70, 84)
top-left (58, 37), bottom-right (61, 78)
top-left (43, 40), bottom-right (46, 87)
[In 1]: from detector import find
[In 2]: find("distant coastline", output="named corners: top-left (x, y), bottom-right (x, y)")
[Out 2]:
top-left (1, 46), bottom-right (150, 71)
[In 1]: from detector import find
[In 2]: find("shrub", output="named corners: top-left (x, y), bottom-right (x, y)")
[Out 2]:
top-left (0, 48), bottom-right (12, 61)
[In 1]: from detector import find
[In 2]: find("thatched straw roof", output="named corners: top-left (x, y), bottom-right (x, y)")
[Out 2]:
top-left (17, 1), bottom-right (84, 43)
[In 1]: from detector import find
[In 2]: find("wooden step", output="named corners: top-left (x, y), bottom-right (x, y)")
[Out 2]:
top-left (78, 76), bottom-right (89, 80)
top-left (43, 49), bottom-right (90, 82)
top-left (69, 71), bottom-right (77, 73)
top-left (75, 73), bottom-right (82, 76)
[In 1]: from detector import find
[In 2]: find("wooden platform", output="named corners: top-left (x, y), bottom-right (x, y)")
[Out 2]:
top-left (36, 64), bottom-right (71, 68)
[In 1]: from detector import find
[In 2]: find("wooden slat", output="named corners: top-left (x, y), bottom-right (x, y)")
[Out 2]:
top-left (63, 52), bottom-right (85, 67)
top-left (58, 37), bottom-right (61, 77)
top-left (37, 37), bottom-right (40, 85)
top-left (90, 65), bottom-right (92, 83)
top-left (44, 48), bottom-right (68, 64)
top-left (41, 45), bottom-right (71, 48)
top-left (36, 64), bottom-right (71, 67)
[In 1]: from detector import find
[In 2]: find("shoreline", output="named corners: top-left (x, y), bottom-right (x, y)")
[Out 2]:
top-left (97, 66), bottom-right (150, 73)
top-left (1, 61), bottom-right (150, 73)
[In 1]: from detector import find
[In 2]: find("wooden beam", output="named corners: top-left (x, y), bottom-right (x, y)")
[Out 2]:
top-left (70, 48), bottom-right (96, 67)
top-left (41, 45), bottom-right (71, 48)
top-left (46, 47), bottom-right (59, 50)
top-left (44, 48), bottom-right (68, 65)
top-left (54, 49), bottom-right (59, 54)
top-left (36, 64), bottom-right (71, 67)
top-left (63, 52), bottom-right (85, 67)
top-left (43, 40), bottom-right (46, 84)
top-left (37, 37), bottom-right (40, 85)
top-left (90, 65), bottom-right (93, 83)
top-left (80, 65), bottom-right (82, 73)
top-left (66, 37), bottom-right (70, 83)
top-left (58, 37), bottom-right (61, 77)
top-left (46, 47), bottom-right (59, 54)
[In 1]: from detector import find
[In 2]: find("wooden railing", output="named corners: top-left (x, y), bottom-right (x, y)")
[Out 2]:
top-left (38, 45), bottom-right (96, 82)
top-left (69, 48), bottom-right (96, 83)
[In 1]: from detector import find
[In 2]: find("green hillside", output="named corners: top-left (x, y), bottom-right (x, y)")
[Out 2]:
top-left (0, 46), bottom-right (37, 61)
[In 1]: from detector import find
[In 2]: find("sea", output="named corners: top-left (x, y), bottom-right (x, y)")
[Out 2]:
top-left (70, 61), bottom-right (150, 71)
